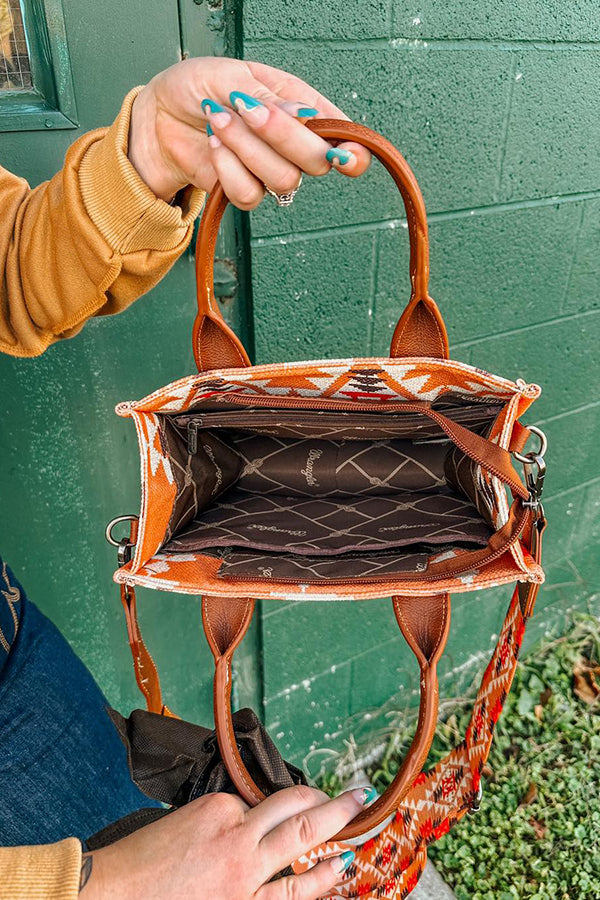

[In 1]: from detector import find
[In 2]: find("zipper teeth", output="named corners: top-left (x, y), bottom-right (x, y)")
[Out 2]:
top-left (180, 398), bottom-right (518, 491)
top-left (183, 394), bottom-right (490, 414)
top-left (219, 508), bottom-right (530, 585)
top-left (182, 410), bottom-right (491, 426)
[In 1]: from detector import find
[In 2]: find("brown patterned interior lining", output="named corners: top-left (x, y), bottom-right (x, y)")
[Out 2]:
top-left (159, 401), bottom-right (503, 581)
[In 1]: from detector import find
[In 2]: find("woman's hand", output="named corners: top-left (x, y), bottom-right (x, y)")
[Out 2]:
top-left (81, 784), bottom-right (376, 899)
top-left (128, 57), bottom-right (371, 205)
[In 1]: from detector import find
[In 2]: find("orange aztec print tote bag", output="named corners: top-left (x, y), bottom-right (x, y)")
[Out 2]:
top-left (106, 119), bottom-right (547, 898)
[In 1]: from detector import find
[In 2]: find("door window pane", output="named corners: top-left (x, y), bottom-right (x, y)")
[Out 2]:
top-left (0, 0), bottom-right (32, 91)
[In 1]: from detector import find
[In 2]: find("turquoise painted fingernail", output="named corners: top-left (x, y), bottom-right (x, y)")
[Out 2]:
top-left (206, 122), bottom-right (214, 136)
top-left (297, 107), bottom-right (319, 118)
top-left (202, 98), bottom-right (227, 115)
top-left (326, 147), bottom-right (354, 167)
top-left (336, 850), bottom-right (355, 874)
top-left (202, 98), bottom-right (231, 129)
top-left (363, 785), bottom-right (378, 804)
top-left (230, 90), bottom-right (264, 111)
top-left (352, 785), bottom-right (378, 805)
top-left (230, 91), bottom-right (270, 125)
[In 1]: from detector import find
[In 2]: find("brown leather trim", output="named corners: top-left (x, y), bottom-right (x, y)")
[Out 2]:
top-left (120, 584), bottom-right (165, 716)
top-left (334, 592), bottom-right (451, 839)
top-left (509, 421), bottom-right (531, 454)
top-left (202, 597), bottom-right (263, 805)
top-left (193, 119), bottom-right (448, 371)
top-left (201, 592), bottom-right (450, 842)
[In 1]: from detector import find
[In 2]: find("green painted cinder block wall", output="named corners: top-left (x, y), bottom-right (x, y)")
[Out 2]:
top-left (242, 2), bottom-right (600, 763)
top-left (0, 1), bottom-right (598, 771)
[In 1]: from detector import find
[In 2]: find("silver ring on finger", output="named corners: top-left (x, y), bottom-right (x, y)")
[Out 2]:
top-left (263, 173), bottom-right (303, 207)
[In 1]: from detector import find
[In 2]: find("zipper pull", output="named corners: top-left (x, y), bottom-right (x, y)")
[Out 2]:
top-left (187, 419), bottom-right (202, 454)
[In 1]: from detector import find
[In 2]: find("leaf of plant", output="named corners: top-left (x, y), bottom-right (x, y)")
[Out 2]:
top-left (519, 781), bottom-right (537, 808)
top-left (573, 659), bottom-right (600, 705)
top-left (518, 689), bottom-right (535, 716)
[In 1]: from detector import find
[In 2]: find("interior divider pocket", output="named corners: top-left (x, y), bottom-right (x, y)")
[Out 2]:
top-left (167, 490), bottom-right (492, 556)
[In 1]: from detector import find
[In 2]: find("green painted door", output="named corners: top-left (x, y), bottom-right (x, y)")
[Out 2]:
top-left (0, 0), bottom-right (255, 725)
top-left (1, 0), bottom-right (599, 777)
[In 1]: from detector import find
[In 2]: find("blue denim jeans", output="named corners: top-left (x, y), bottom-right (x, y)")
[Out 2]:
top-left (0, 562), bottom-right (159, 846)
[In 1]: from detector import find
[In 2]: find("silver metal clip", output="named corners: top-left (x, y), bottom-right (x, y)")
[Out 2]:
top-left (512, 425), bottom-right (547, 513)
top-left (469, 781), bottom-right (483, 814)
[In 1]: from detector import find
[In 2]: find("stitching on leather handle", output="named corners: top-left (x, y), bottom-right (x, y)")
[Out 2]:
top-left (394, 592), bottom-right (448, 664)
top-left (395, 603), bottom-right (424, 667)
top-left (203, 596), bottom-right (252, 660)
top-left (429, 594), bottom-right (449, 662)
top-left (196, 317), bottom-right (248, 373)
top-left (205, 598), bottom-right (263, 802)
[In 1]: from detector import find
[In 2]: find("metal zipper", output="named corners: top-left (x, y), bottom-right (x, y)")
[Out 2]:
top-left (220, 505), bottom-right (531, 586)
top-left (179, 396), bottom-right (517, 493)
top-left (187, 419), bottom-right (203, 454)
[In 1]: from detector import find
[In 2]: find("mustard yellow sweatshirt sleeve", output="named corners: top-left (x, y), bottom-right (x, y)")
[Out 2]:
top-left (0, 86), bottom-right (205, 358)
top-left (0, 838), bottom-right (82, 899)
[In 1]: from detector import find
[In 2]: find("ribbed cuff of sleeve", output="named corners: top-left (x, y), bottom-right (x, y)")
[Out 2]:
top-left (0, 838), bottom-right (82, 900)
top-left (79, 86), bottom-right (205, 254)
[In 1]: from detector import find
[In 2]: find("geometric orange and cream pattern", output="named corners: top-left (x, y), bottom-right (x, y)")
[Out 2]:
top-left (114, 356), bottom-right (543, 600)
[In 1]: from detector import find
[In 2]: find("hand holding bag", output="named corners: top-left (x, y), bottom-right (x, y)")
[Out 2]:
top-left (106, 118), bottom-right (547, 897)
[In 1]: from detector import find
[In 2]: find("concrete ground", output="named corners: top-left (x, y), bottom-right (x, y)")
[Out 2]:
top-left (412, 861), bottom-right (457, 899)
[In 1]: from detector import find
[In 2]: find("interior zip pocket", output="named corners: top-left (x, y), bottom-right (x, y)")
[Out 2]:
top-left (174, 402), bottom-right (503, 455)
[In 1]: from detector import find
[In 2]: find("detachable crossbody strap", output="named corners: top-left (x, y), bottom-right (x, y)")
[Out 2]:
top-left (193, 119), bottom-right (449, 372)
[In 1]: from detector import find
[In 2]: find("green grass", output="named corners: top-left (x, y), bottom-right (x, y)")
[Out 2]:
top-left (317, 614), bottom-right (600, 899)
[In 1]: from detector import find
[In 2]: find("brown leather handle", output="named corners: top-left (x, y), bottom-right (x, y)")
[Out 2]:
top-left (192, 118), bottom-right (449, 372)
top-left (202, 592), bottom-right (450, 842)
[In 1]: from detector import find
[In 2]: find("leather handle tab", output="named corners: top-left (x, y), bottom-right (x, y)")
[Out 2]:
top-left (202, 596), bottom-right (263, 805)
top-left (120, 584), bottom-right (166, 716)
top-left (193, 119), bottom-right (448, 372)
top-left (202, 592), bottom-right (450, 842)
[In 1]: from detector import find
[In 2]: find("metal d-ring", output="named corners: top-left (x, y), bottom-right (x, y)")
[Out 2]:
top-left (512, 425), bottom-right (547, 465)
top-left (105, 515), bottom-right (139, 566)
top-left (512, 425), bottom-right (547, 510)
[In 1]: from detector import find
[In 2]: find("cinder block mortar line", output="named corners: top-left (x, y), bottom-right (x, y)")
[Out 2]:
top-left (385, 0), bottom-right (393, 36)
top-left (248, 37), bottom-right (600, 52)
top-left (264, 633), bottom-right (402, 704)
top-left (451, 307), bottom-right (599, 350)
top-left (366, 231), bottom-right (381, 356)
top-left (494, 56), bottom-right (518, 202)
top-left (535, 399), bottom-right (600, 425)
top-left (251, 190), bottom-right (600, 247)
top-left (544, 474), bottom-right (600, 503)
top-left (560, 201), bottom-right (586, 315)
